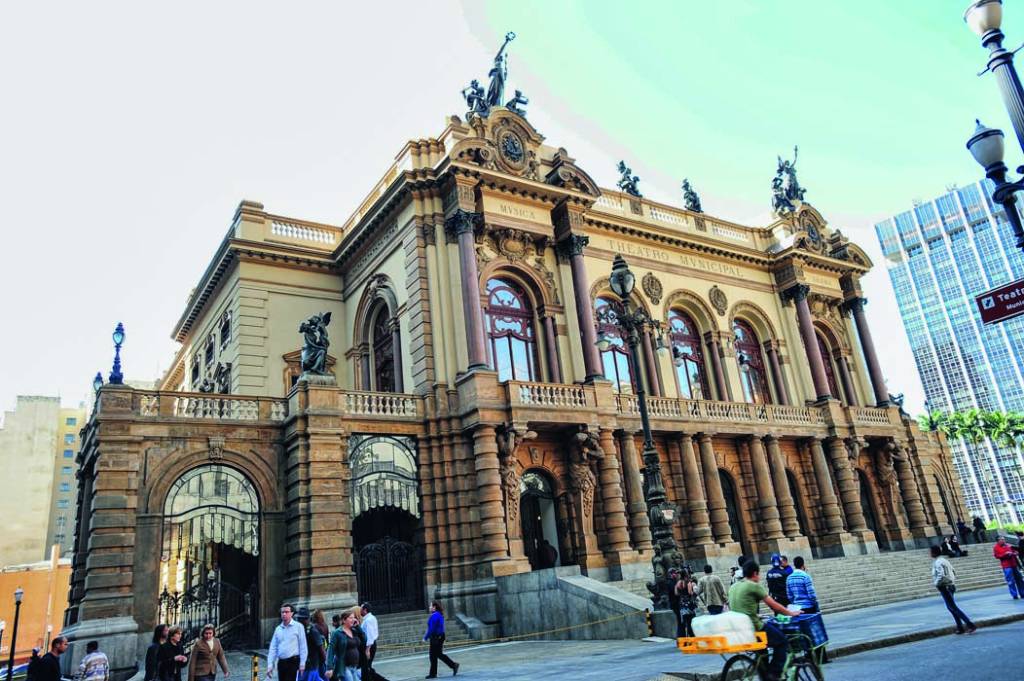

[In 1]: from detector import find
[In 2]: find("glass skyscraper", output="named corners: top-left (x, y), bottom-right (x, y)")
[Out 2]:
top-left (876, 180), bottom-right (1024, 524)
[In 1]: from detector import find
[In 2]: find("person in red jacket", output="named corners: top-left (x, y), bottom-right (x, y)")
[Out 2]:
top-left (993, 536), bottom-right (1024, 599)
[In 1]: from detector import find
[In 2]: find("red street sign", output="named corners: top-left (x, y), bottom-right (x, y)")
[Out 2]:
top-left (976, 277), bottom-right (1024, 324)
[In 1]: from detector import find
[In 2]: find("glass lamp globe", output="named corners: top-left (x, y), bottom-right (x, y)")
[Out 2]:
top-left (672, 347), bottom-right (686, 367)
top-left (112, 322), bottom-right (126, 347)
top-left (14, 587), bottom-right (24, 604)
top-left (965, 0), bottom-right (1003, 37)
top-left (967, 119), bottom-right (1005, 169)
top-left (609, 255), bottom-right (635, 298)
top-left (92, 372), bottom-right (103, 392)
top-left (595, 329), bottom-right (612, 353)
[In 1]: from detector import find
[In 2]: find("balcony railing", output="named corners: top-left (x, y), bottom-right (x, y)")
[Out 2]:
top-left (849, 405), bottom-right (893, 426)
top-left (616, 395), bottom-right (825, 427)
top-left (507, 381), bottom-right (593, 409)
top-left (131, 391), bottom-right (288, 421)
top-left (341, 391), bottom-right (421, 420)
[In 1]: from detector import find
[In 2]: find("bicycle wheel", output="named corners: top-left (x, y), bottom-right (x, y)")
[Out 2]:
top-left (791, 660), bottom-right (823, 681)
top-left (720, 654), bottom-right (758, 681)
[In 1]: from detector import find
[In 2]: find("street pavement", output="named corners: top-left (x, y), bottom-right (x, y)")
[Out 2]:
top-left (232, 585), bottom-right (1024, 681)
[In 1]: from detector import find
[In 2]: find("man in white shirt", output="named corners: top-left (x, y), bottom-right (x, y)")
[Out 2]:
top-left (360, 603), bottom-right (380, 667)
top-left (267, 603), bottom-right (308, 681)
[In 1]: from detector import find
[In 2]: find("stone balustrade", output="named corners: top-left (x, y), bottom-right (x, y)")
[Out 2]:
top-left (341, 390), bottom-right (421, 419)
top-left (616, 395), bottom-right (828, 428)
top-left (131, 391), bottom-right (288, 421)
top-left (848, 405), bottom-right (896, 426)
top-left (508, 381), bottom-right (593, 408)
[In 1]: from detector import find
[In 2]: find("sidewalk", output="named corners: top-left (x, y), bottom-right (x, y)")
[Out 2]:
top-left (357, 586), bottom-right (1024, 681)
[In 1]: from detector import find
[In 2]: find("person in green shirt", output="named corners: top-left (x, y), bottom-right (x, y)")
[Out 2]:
top-left (728, 560), bottom-right (802, 681)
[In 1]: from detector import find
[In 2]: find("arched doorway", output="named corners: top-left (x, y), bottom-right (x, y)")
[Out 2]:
top-left (519, 470), bottom-right (561, 570)
top-left (719, 470), bottom-right (750, 557)
top-left (350, 435), bottom-right (423, 614)
top-left (158, 464), bottom-right (260, 648)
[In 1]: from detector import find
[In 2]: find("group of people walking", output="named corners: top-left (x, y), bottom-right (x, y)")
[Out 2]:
top-left (144, 622), bottom-right (229, 681)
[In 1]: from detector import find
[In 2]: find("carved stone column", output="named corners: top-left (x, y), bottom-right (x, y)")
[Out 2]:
top-left (597, 429), bottom-right (634, 564)
top-left (569, 435), bottom-right (606, 569)
top-left (445, 209), bottom-right (488, 370)
top-left (542, 315), bottom-right (563, 383)
top-left (472, 424), bottom-right (510, 562)
top-left (497, 429), bottom-right (526, 563)
top-left (619, 432), bottom-right (653, 551)
top-left (679, 433), bottom-right (713, 546)
top-left (891, 442), bottom-right (929, 534)
top-left (763, 341), bottom-right (790, 405)
top-left (697, 433), bottom-right (733, 543)
top-left (836, 355), bottom-right (857, 406)
top-left (827, 437), bottom-right (868, 533)
top-left (642, 329), bottom-right (663, 397)
top-left (809, 438), bottom-right (846, 536)
top-left (847, 297), bottom-right (890, 406)
top-left (557, 234), bottom-right (604, 382)
top-left (704, 334), bottom-right (730, 401)
top-left (389, 317), bottom-right (404, 392)
top-left (749, 435), bottom-right (785, 540)
top-left (764, 435), bottom-right (801, 539)
top-left (783, 284), bottom-right (831, 401)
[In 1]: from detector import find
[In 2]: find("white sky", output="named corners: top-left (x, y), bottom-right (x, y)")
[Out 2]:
top-left (0, 1), bottom-right (978, 415)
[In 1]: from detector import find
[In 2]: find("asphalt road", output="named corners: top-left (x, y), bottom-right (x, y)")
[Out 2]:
top-left (818, 619), bottom-right (1024, 680)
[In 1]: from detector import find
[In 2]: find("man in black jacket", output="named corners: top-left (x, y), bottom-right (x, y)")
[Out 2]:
top-left (36, 637), bottom-right (67, 681)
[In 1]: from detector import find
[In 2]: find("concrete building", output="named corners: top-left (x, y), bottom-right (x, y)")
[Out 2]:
top-left (875, 180), bottom-right (1024, 523)
top-left (45, 405), bottom-right (87, 557)
top-left (64, 93), bottom-right (963, 677)
top-left (0, 548), bottom-right (72, 665)
top-left (0, 396), bottom-right (61, 565)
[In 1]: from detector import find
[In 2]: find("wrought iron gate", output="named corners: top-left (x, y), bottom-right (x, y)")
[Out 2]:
top-left (354, 537), bottom-right (423, 614)
top-left (158, 573), bottom-right (259, 649)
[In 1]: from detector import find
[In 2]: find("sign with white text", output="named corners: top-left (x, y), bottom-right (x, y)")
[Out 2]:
top-left (976, 277), bottom-right (1024, 324)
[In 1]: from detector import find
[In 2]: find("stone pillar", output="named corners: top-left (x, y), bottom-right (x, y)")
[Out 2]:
top-left (597, 429), bottom-right (634, 567)
top-left (359, 347), bottom-right (371, 390)
top-left (763, 341), bottom-right (790, 405)
top-left (390, 317), bottom-right (404, 392)
top-left (827, 437), bottom-right (868, 533)
top-left (618, 432), bottom-right (653, 551)
top-left (679, 433), bottom-right (713, 546)
top-left (558, 234), bottom-right (604, 382)
top-left (705, 334), bottom-right (730, 401)
top-left (445, 209), bottom-right (488, 370)
top-left (764, 435), bottom-right (801, 539)
top-left (810, 439), bottom-right (846, 536)
top-left (836, 355), bottom-right (857, 406)
top-left (472, 424), bottom-right (511, 563)
top-left (784, 284), bottom-right (831, 401)
top-left (642, 329), bottom-right (663, 397)
top-left (697, 433), bottom-right (733, 543)
top-left (542, 314), bottom-right (563, 383)
top-left (748, 435), bottom-right (785, 540)
top-left (847, 297), bottom-right (890, 406)
top-left (893, 444), bottom-right (929, 535)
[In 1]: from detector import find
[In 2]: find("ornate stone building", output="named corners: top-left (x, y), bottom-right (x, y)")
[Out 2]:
top-left (63, 104), bottom-right (963, 675)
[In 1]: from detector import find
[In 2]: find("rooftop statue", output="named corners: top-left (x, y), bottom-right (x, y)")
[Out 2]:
top-left (461, 32), bottom-right (526, 120)
top-left (771, 145), bottom-right (807, 214)
top-left (299, 311), bottom-right (332, 375)
top-left (461, 79), bottom-right (488, 119)
top-left (505, 89), bottom-right (529, 118)
top-left (486, 32), bottom-right (515, 107)
top-left (617, 161), bottom-right (642, 197)
top-left (681, 178), bottom-right (702, 213)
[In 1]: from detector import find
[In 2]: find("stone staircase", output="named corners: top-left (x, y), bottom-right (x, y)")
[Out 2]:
top-left (607, 544), bottom-right (1008, 614)
top-left (372, 609), bottom-right (472, 658)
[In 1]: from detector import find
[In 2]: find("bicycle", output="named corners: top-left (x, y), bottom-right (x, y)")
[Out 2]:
top-left (717, 625), bottom-right (823, 681)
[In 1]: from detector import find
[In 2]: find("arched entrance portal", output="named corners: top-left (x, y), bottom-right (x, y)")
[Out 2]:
top-left (719, 470), bottom-right (750, 558)
top-left (520, 470), bottom-right (562, 570)
top-left (350, 435), bottom-right (423, 614)
top-left (158, 465), bottom-right (260, 648)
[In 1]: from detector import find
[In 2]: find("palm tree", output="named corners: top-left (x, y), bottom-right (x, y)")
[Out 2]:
top-left (917, 409), bottom-right (948, 433)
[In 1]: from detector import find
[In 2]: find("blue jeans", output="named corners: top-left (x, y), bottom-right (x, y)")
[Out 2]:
top-left (1002, 566), bottom-right (1024, 597)
top-left (938, 585), bottom-right (974, 632)
top-left (341, 667), bottom-right (360, 681)
top-left (762, 620), bottom-right (787, 676)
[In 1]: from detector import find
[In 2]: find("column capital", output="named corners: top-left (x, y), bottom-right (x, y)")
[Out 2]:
top-left (842, 296), bottom-right (867, 313)
top-left (780, 283), bottom-right (811, 304)
top-left (556, 233), bottom-right (590, 259)
top-left (443, 209), bottom-right (481, 242)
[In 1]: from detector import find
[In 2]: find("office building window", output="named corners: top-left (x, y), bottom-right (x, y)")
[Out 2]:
top-left (63, 449), bottom-right (74, 458)
top-left (62, 466), bottom-right (72, 475)
top-left (60, 482), bottom-right (71, 492)
top-left (64, 434), bottom-right (74, 444)
top-left (57, 499), bottom-right (69, 509)
top-left (65, 417), bottom-right (77, 426)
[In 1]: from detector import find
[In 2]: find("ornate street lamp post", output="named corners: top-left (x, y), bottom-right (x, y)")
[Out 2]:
top-left (92, 372), bottom-right (103, 394)
top-left (5, 588), bottom-right (23, 681)
top-left (595, 255), bottom-right (683, 608)
top-left (966, 120), bottom-right (1024, 250)
top-left (109, 322), bottom-right (125, 385)
top-left (0, 621), bottom-right (5, 663)
top-left (965, 1), bottom-right (1024, 152)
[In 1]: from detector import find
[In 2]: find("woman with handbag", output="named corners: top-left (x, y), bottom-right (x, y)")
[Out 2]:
top-left (675, 569), bottom-right (699, 638)
top-left (931, 544), bottom-right (976, 635)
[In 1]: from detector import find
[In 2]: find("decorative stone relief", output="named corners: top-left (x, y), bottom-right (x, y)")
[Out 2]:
top-left (208, 436), bottom-right (225, 461)
top-left (709, 286), bottom-right (728, 316)
top-left (642, 272), bottom-right (663, 304)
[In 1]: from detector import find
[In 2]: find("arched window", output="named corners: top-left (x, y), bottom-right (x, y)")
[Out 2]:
top-left (668, 309), bottom-right (709, 400)
top-left (596, 296), bottom-right (634, 394)
top-left (815, 332), bottom-right (841, 401)
top-left (371, 307), bottom-right (396, 392)
top-left (733, 320), bottom-right (772, 404)
top-left (485, 277), bottom-right (538, 382)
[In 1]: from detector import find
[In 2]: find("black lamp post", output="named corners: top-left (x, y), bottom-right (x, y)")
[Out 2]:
top-left (108, 322), bottom-right (125, 385)
top-left (595, 255), bottom-right (683, 608)
top-left (965, 1), bottom-right (1024, 153)
top-left (966, 120), bottom-right (1024, 250)
top-left (0, 621), bottom-right (5, 666)
top-left (6, 588), bottom-right (23, 681)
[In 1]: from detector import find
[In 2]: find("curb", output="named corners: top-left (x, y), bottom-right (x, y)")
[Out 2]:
top-left (650, 612), bottom-right (1024, 681)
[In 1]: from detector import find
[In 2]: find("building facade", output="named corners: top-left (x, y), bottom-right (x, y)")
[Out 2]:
top-left (46, 405), bottom-right (86, 556)
top-left (875, 181), bottom-right (1024, 523)
top-left (64, 106), bottom-right (962, 676)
